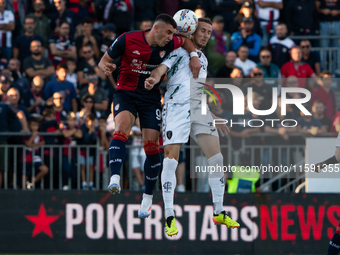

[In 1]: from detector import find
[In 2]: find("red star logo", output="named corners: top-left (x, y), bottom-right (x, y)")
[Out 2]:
top-left (25, 204), bottom-right (59, 238)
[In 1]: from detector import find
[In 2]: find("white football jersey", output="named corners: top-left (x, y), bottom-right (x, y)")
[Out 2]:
top-left (161, 47), bottom-right (208, 104)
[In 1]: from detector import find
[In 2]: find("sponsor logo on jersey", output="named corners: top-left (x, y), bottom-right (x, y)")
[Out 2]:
top-left (132, 50), bottom-right (140, 55)
top-left (159, 50), bottom-right (166, 58)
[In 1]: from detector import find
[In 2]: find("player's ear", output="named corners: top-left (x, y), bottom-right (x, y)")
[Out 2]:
top-left (154, 24), bottom-right (159, 33)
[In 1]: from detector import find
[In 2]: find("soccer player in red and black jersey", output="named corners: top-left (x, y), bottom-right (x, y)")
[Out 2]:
top-left (98, 13), bottom-right (201, 218)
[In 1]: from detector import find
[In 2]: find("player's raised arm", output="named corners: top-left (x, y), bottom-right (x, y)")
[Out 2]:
top-left (180, 36), bottom-right (201, 78)
top-left (98, 33), bottom-right (126, 76)
top-left (145, 64), bottom-right (169, 90)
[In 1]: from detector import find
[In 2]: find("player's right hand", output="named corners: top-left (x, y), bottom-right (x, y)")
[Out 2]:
top-left (145, 77), bottom-right (156, 90)
top-left (103, 62), bottom-right (117, 75)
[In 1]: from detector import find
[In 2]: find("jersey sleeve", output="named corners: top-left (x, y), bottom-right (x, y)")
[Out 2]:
top-left (173, 34), bottom-right (183, 50)
top-left (161, 48), bottom-right (182, 70)
top-left (107, 33), bottom-right (126, 59)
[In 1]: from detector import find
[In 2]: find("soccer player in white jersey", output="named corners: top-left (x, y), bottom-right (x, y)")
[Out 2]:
top-left (314, 133), bottom-right (340, 255)
top-left (145, 18), bottom-right (240, 237)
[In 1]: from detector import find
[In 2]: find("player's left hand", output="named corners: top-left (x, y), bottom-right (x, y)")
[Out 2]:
top-left (189, 56), bottom-right (201, 79)
top-left (145, 77), bottom-right (156, 90)
top-left (216, 123), bottom-right (230, 137)
top-left (103, 62), bottom-right (116, 75)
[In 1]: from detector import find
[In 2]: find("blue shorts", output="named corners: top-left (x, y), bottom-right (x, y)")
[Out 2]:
top-left (25, 161), bottom-right (44, 176)
top-left (79, 156), bottom-right (94, 165)
top-left (113, 89), bottom-right (162, 131)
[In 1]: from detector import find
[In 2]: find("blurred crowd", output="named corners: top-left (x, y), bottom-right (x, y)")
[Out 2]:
top-left (1, 0), bottom-right (340, 191)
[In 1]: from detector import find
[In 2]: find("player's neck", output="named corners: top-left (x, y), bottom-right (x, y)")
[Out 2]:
top-left (192, 42), bottom-right (202, 51)
top-left (144, 31), bottom-right (157, 46)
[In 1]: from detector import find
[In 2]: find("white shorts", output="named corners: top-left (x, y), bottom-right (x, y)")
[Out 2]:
top-left (162, 102), bottom-right (218, 146)
top-left (130, 147), bottom-right (146, 170)
top-left (336, 132), bottom-right (340, 148)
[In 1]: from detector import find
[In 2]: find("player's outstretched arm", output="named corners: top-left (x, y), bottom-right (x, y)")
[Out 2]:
top-left (180, 36), bottom-right (201, 79)
top-left (145, 64), bottom-right (168, 90)
top-left (98, 52), bottom-right (117, 76)
top-left (315, 147), bottom-right (340, 173)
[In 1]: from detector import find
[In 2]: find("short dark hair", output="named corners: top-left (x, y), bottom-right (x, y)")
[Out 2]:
top-left (198, 17), bottom-right (212, 25)
top-left (313, 100), bottom-right (324, 106)
top-left (56, 63), bottom-right (68, 71)
top-left (29, 116), bottom-right (40, 124)
top-left (25, 16), bottom-right (35, 24)
top-left (81, 17), bottom-right (93, 25)
top-left (81, 93), bottom-right (95, 104)
top-left (98, 115), bottom-right (107, 121)
top-left (86, 113), bottom-right (96, 121)
top-left (155, 14), bottom-right (177, 29)
top-left (320, 70), bottom-right (332, 78)
top-left (59, 19), bottom-right (70, 28)
top-left (82, 42), bottom-right (93, 49)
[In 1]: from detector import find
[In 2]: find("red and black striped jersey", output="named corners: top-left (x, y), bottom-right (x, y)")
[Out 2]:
top-left (107, 30), bottom-right (183, 98)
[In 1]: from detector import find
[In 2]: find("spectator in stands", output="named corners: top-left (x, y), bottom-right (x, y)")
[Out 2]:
top-left (312, 100), bottom-right (333, 132)
top-left (67, 0), bottom-right (95, 20)
top-left (76, 93), bottom-right (101, 126)
top-left (300, 39), bottom-right (321, 75)
top-left (24, 76), bottom-right (45, 114)
top-left (0, 0), bottom-right (15, 61)
top-left (257, 48), bottom-right (280, 88)
top-left (66, 59), bottom-right (77, 91)
top-left (8, 0), bottom-right (25, 41)
top-left (194, 8), bottom-right (206, 19)
top-left (43, 64), bottom-right (77, 113)
top-left (285, 75), bottom-right (303, 118)
top-left (255, 0), bottom-right (283, 46)
top-left (13, 17), bottom-right (45, 65)
top-left (234, 2), bottom-right (262, 37)
top-left (235, 45), bottom-right (257, 77)
top-left (138, 19), bottom-right (153, 31)
top-left (230, 67), bottom-right (246, 93)
top-left (98, 115), bottom-right (110, 150)
top-left (24, 117), bottom-right (49, 189)
top-left (0, 101), bottom-right (28, 188)
top-left (100, 23), bottom-right (117, 56)
top-left (52, 91), bottom-right (68, 124)
top-left (106, 0), bottom-right (133, 36)
top-left (331, 111), bottom-right (340, 132)
top-left (23, 40), bottom-right (55, 82)
top-left (231, 17), bottom-right (261, 62)
top-left (262, 96), bottom-right (297, 166)
top-left (0, 75), bottom-right (10, 101)
top-left (79, 71), bottom-right (108, 112)
top-left (27, 0), bottom-right (51, 48)
top-left (80, 113), bottom-right (97, 190)
top-left (310, 71), bottom-right (336, 120)
top-left (249, 67), bottom-right (274, 110)
top-left (216, 51), bottom-right (237, 78)
top-left (75, 18), bottom-right (100, 59)
top-left (106, 102), bottom-right (115, 135)
top-left (130, 118), bottom-right (146, 191)
top-left (297, 104), bottom-right (326, 137)
top-left (206, 15), bottom-right (231, 76)
top-left (7, 60), bottom-right (22, 83)
top-left (315, 0), bottom-right (340, 70)
top-left (208, 95), bottom-right (232, 119)
top-left (52, 0), bottom-right (80, 36)
top-left (229, 94), bottom-right (262, 150)
top-left (49, 20), bottom-right (77, 69)
top-left (61, 112), bottom-right (82, 190)
top-left (7, 87), bottom-right (30, 144)
top-left (269, 23), bottom-right (295, 68)
top-left (76, 43), bottom-right (106, 88)
top-left (285, 0), bottom-right (319, 45)
top-left (281, 46), bottom-right (316, 89)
